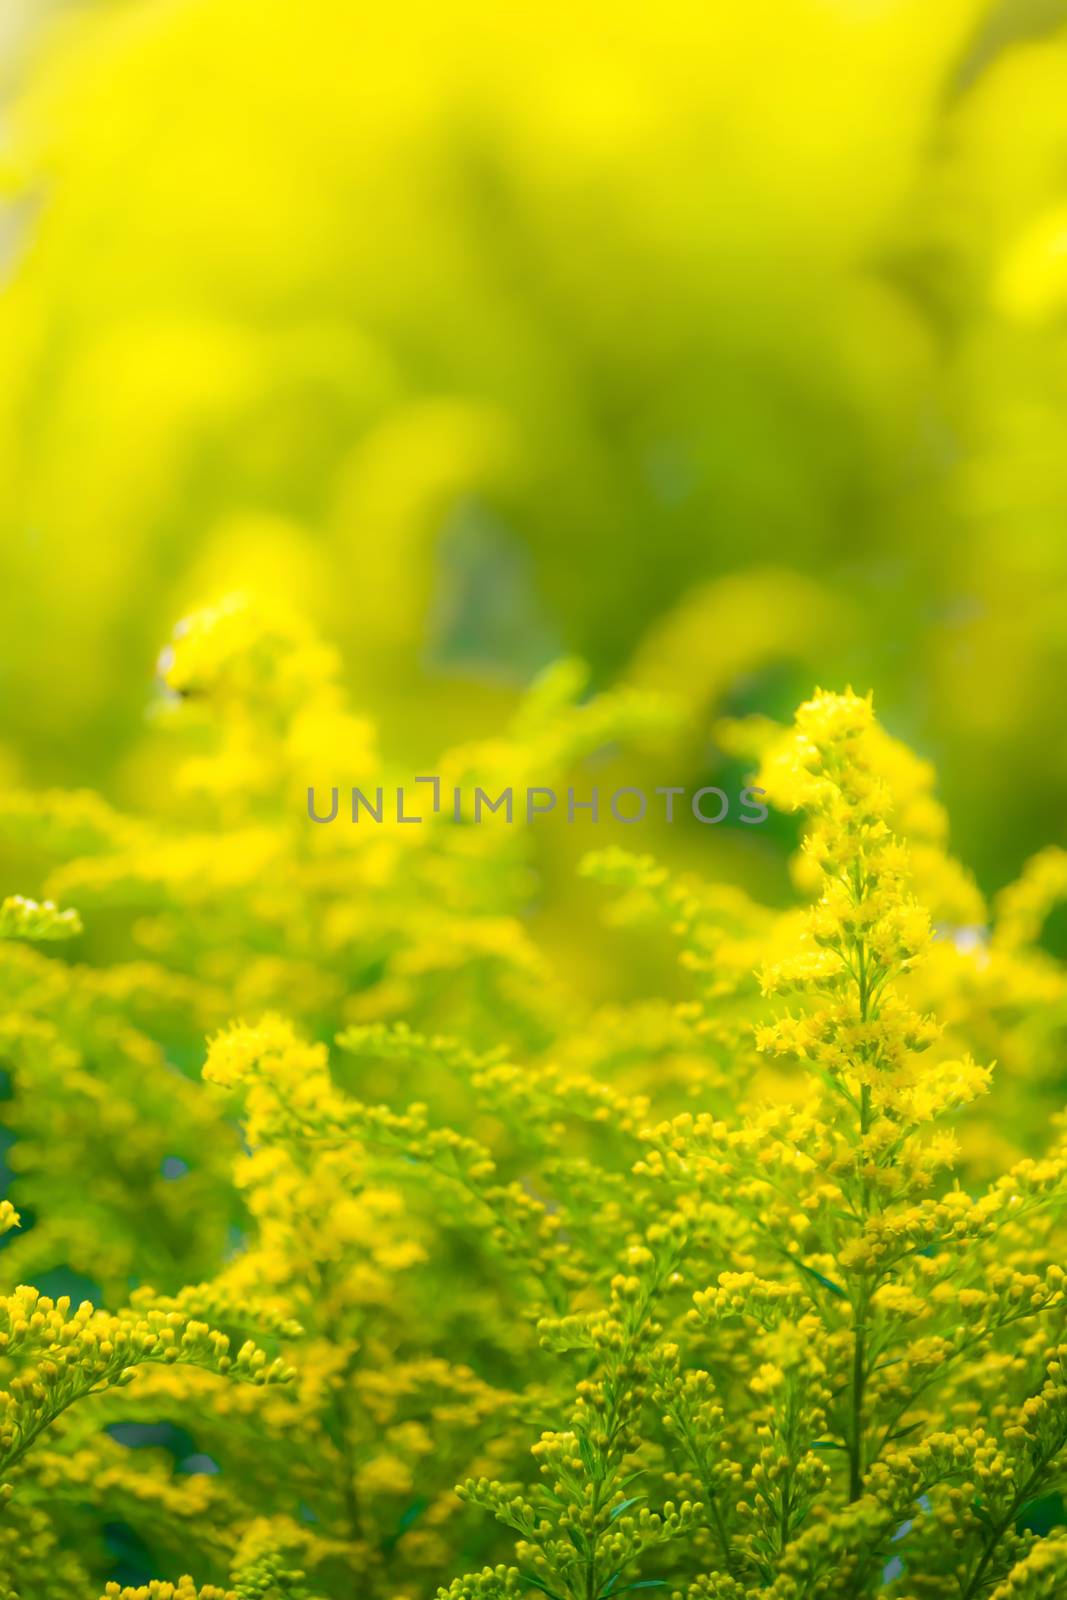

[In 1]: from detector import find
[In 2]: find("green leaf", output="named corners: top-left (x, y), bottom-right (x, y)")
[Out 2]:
top-left (519, 1572), bottom-right (564, 1600)
top-left (381, 1493), bottom-right (429, 1553)
top-left (790, 1256), bottom-right (848, 1298)
top-left (609, 1494), bottom-right (647, 1522)
top-left (617, 1468), bottom-right (649, 1491)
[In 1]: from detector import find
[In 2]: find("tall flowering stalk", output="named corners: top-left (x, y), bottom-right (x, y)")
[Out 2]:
top-left (637, 692), bottom-right (1067, 1597)
top-left (756, 690), bottom-right (957, 1503)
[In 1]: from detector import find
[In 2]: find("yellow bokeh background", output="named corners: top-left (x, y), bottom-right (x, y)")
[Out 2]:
top-left (2, 0), bottom-right (1067, 891)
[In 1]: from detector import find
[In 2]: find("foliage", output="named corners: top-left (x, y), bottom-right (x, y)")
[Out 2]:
top-left (1, 599), bottom-right (1067, 1596)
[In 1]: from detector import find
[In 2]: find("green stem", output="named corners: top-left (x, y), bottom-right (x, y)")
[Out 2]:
top-left (848, 1291), bottom-right (867, 1502)
top-left (849, 914), bottom-right (873, 1503)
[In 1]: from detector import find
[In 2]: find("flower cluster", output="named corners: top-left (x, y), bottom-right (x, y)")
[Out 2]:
top-left (2, 608), bottom-right (1067, 1598)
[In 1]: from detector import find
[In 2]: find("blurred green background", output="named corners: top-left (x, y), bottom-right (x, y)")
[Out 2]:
top-left (2, 0), bottom-right (1067, 896)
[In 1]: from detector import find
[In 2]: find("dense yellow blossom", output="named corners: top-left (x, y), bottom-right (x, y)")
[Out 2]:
top-left (1, 607), bottom-right (1067, 1596)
